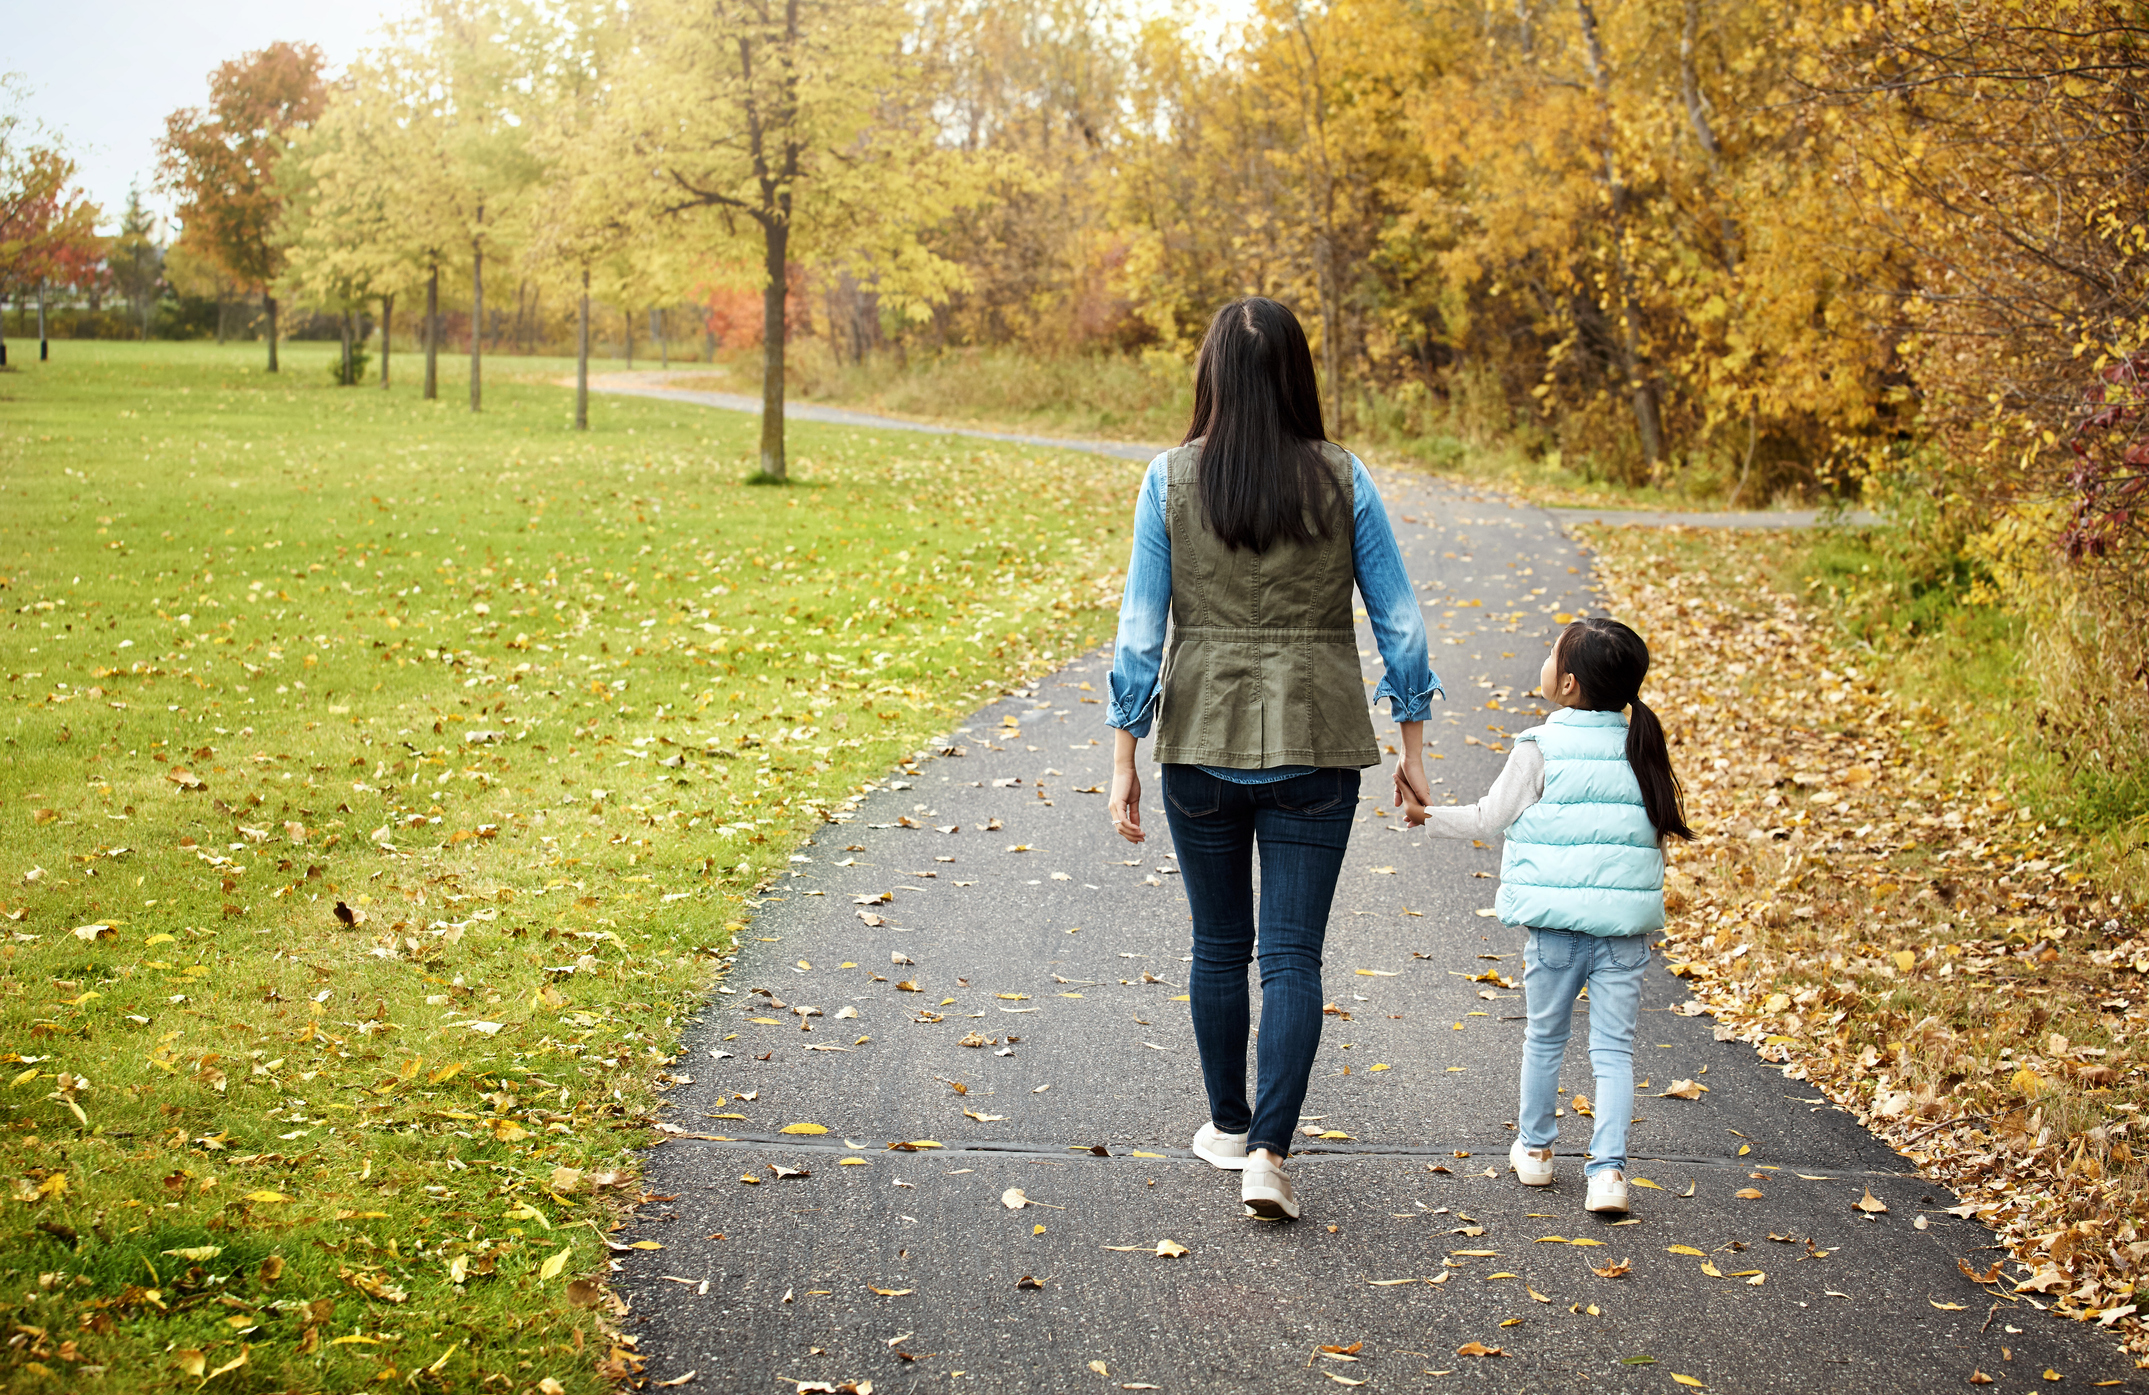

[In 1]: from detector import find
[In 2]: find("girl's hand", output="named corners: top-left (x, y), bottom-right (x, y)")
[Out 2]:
top-left (1109, 728), bottom-right (1145, 844)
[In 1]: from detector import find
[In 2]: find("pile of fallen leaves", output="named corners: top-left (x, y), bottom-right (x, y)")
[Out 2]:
top-left (1585, 525), bottom-right (2149, 1360)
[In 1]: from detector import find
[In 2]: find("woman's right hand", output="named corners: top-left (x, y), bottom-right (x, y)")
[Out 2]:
top-left (1109, 728), bottom-right (1144, 843)
top-left (1393, 719), bottom-right (1430, 826)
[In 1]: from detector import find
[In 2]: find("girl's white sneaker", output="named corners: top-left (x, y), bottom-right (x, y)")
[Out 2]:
top-left (1509, 1139), bottom-right (1555, 1186)
top-left (1191, 1122), bottom-right (1250, 1171)
top-left (1586, 1169), bottom-right (1630, 1215)
top-left (1240, 1159), bottom-right (1299, 1220)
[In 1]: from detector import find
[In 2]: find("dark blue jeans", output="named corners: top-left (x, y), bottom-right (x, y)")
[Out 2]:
top-left (1162, 764), bottom-right (1357, 1157)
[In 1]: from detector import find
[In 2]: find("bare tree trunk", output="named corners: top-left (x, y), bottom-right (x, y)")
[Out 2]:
top-left (423, 266), bottom-right (439, 401)
top-left (654, 306), bottom-right (667, 369)
top-left (758, 219), bottom-right (790, 481)
top-left (38, 279), bottom-right (47, 361)
top-left (215, 281), bottom-right (227, 343)
top-left (1727, 411), bottom-right (1758, 507)
top-left (624, 305), bottom-right (634, 370)
top-left (1576, 0), bottom-right (1664, 472)
top-left (339, 311), bottom-right (353, 385)
top-left (469, 221), bottom-right (483, 414)
top-left (1515, 0), bottom-right (1534, 53)
top-left (265, 292), bottom-right (279, 371)
top-left (576, 268), bottom-right (590, 431)
top-left (381, 293), bottom-right (393, 389)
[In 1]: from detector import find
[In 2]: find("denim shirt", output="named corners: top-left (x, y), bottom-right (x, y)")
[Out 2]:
top-left (1107, 449), bottom-right (1440, 778)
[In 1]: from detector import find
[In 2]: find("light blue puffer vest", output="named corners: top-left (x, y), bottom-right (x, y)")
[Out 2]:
top-left (1494, 708), bottom-right (1665, 937)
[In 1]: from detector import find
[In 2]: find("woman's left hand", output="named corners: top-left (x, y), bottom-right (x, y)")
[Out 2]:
top-left (1109, 728), bottom-right (1145, 843)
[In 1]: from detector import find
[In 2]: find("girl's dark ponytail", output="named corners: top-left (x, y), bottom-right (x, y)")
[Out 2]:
top-left (1552, 618), bottom-right (1694, 843)
top-left (1622, 695), bottom-right (1694, 842)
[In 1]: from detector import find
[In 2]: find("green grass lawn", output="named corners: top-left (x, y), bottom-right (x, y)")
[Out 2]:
top-left (0, 340), bottom-right (1133, 1391)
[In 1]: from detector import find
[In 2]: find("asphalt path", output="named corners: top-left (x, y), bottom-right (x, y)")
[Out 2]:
top-left (607, 459), bottom-right (2137, 1393)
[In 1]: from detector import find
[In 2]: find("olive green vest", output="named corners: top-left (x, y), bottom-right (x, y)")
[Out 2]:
top-left (1152, 443), bottom-right (1379, 769)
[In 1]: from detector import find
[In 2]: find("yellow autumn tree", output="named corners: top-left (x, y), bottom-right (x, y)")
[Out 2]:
top-left (607, 0), bottom-right (991, 480)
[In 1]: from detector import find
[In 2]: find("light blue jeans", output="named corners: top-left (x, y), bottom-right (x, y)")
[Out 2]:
top-left (1517, 927), bottom-right (1651, 1177)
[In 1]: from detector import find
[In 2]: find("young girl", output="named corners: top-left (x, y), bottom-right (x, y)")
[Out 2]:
top-left (1403, 617), bottom-right (1692, 1215)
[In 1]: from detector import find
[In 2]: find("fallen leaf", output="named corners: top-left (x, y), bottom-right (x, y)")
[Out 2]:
top-left (539, 1245), bottom-right (572, 1281)
top-left (1016, 1275), bottom-right (1046, 1290)
top-left (1735, 1188), bottom-right (1764, 1200)
top-left (1667, 1245), bottom-right (1707, 1257)
top-left (1002, 1188), bottom-right (1031, 1210)
top-left (1855, 1187), bottom-right (1889, 1214)
top-left (1456, 1343), bottom-right (1507, 1358)
top-left (206, 1346), bottom-right (249, 1380)
top-left (868, 1287), bottom-right (913, 1297)
top-left (1672, 1378), bottom-right (1705, 1389)
top-left (1155, 1239), bottom-right (1188, 1258)
top-left (1592, 1258), bottom-right (1633, 1278)
top-left (780, 1123), bottom-right (829, 1135)
top-left (1659, 1080), bottom-right (1707, 1100)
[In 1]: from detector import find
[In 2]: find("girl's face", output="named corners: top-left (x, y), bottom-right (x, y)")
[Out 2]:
top-left (1540, 637), bottom-right (1583, 709)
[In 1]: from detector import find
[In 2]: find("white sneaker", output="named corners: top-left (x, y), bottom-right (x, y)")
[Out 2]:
top-left (1509, 1138), bottom-right (1555, 1186)
top-left (1586, 1169), bottom-right (1629, 1215)
top-left (1241, 1158), bottom-right (1299, 1220)
top-left (1191, 1122), bottom-right (1250, 1171)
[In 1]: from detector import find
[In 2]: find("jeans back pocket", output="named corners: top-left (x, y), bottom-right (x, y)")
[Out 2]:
top-left (1273, 767), bottom-right (1351, 816)
top-left (1526, 927), bottom-right (1575, 970)
top-left (1162, 764), bottom-right (1223, 818)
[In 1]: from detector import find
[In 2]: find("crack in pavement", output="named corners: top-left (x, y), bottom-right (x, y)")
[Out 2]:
top-left (654, 1133), bottom-right (1914, 1176)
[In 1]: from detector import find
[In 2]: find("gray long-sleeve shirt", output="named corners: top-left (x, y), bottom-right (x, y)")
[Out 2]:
top-left (1418, 740), bottom-right (1545, 841)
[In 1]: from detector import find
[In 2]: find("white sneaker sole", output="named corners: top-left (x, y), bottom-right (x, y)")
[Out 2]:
top-left (1192, 1141), bottom-right (1251, 1171)
top-left (1241, 1170), bottom-right (1299, 1220)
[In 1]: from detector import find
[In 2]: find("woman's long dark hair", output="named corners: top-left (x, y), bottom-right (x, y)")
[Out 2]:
top-left (1182, 296), bottom-right (1336, 552)
top-left (1553, 617), bottom-right (1695, 842)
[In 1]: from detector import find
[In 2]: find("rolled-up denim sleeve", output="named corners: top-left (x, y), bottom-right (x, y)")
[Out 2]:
top-left (1351, 456), bottom-right (1442, 720)
top-left (1107, 456), bottom-right (1173, 737)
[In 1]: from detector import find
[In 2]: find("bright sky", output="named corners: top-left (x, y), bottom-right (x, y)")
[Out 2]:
top-left (8, 0), bottom-right (414, 233)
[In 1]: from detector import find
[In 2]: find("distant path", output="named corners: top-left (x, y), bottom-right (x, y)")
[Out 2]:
top-left (583, 369), bottom-right (1159, 461)
top-left (584, 369), bottom-right (1882, 527)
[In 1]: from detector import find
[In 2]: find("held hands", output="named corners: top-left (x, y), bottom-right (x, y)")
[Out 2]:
top-left (1392, 719), bottom-right (1430, 826)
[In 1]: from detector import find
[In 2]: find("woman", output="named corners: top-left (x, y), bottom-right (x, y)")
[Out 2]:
top-left (1106, 297), bottom-right (1439, 1221)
